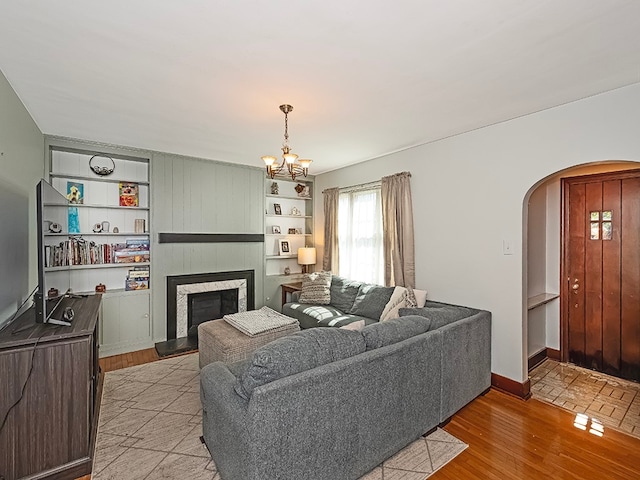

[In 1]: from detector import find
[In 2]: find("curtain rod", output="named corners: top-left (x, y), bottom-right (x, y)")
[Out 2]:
top-left (322, 180), bottom-right (381, 194)
top-left (322, 171), bottom-right (411, 194)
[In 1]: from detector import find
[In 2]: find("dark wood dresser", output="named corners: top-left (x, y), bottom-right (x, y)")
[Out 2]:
top-left (0, 294), bottom-right (101, 480)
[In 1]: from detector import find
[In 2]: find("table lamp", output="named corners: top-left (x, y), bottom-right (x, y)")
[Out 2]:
top-left (298, 247), bottom-right (316, 274)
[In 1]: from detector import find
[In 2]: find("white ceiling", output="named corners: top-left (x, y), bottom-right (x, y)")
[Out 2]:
top-left (1, 1), bottom-right (639, 174)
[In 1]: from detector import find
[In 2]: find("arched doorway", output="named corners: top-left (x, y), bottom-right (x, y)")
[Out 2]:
top-left (524, 161), bottom-right (640, 374)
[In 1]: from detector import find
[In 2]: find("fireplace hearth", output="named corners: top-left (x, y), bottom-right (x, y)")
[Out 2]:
top-left (155, 270), bottom-right (255, 357)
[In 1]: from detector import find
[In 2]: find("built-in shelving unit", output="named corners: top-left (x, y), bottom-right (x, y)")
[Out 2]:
top-left (46, 142), bottom-right (152, 357)
top-left (264, 177), bottom-right (314, 277)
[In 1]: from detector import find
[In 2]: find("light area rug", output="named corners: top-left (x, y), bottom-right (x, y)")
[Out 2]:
top-left (93, 353), bottom-right (467, 480)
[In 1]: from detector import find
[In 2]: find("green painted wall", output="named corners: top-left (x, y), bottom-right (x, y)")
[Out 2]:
top-left (0, 70), bottom-right (44, 325)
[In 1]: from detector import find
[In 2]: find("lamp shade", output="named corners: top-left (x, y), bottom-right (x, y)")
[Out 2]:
top-left (297, 247), bottom-right (316, 266)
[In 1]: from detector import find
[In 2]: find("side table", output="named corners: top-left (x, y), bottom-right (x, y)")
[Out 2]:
top-left (281, 282), bottom-right (302, 307)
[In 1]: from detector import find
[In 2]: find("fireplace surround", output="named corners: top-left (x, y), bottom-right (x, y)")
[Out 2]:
top-left (155, 269), bottom-right (255, 356)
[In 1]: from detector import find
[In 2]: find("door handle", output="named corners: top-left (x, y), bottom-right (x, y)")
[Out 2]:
top-left (572, 279), bottom-right (580, 293)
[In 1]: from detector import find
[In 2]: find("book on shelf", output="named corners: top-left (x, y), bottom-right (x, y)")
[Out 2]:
top-left (126, 265), bottom-right (150, 290)
top-left (44, 239), bottom-right (130, 267)
top-left (119, 182), bottom-right (139, 207)
top-left (114, 238), bottom-right (150, 263)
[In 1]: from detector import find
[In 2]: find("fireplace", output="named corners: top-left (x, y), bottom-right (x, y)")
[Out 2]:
top-left (155, 270), bottom-right (255, 356)
top-left (186, 288), bottom-right (238, 337)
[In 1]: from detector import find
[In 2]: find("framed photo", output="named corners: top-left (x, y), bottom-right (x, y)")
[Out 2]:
top-left (288, 228), bottom-right (297, 234)
top-left (272, 225), bottom-right (281, 234)
top-left (295, 228), bottom-right (302, 234)
top-left (297, 185), bottom-right (310, 197)
top-left (274, 203), bottom-right (282, 215)
top-left (278, 239), bottom-right (290, 255)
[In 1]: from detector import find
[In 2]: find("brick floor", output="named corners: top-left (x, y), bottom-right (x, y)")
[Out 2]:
top-left (529, 359), bottom-right (640, 441)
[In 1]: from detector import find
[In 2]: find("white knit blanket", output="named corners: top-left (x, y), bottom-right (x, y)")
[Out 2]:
top-left (224, 306), bottom-right (299, 337)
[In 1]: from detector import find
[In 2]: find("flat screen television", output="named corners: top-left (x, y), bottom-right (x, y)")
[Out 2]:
top-left (35, 178), bottom-right (72, 325)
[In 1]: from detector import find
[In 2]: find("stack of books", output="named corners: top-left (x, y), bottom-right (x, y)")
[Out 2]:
top-left (114, 238), bottom-right (150, 264)
top-left (126, 265), bottom-right (150, 291)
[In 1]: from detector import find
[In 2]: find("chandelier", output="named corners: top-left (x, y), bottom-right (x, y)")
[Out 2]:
top-left (261, 104), bottom-right (312, 181)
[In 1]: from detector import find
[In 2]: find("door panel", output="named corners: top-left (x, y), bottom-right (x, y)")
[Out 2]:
top-left (621, 177), bottom-right (640, 380)
top-left (562, 170), bottom-right (640, 382)
top-left (567, 183), bottom-right (586, 367)
top-left (584, 182), bottom-right (603, 371)
top-left (601, 180), bottom-right (621, 375)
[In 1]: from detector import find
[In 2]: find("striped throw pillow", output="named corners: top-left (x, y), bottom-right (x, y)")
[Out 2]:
top-left (299, 271), bottom-right (332, 305)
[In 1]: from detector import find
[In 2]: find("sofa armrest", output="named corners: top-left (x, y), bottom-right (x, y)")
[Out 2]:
top-left (200, 362), bottom-right (252, 480)
top-left (438, 310), bottom-right (491, 422)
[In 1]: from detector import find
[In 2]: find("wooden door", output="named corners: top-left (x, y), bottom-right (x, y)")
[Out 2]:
top-left (561, 170), bottom-right (640, 381)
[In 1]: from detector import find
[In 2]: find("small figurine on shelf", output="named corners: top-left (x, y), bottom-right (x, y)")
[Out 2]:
top-left (284, 267), bottom-right (291, 275)
top-left (291, 206), bottom-right (301, 216)
top-left (271, 182), bottom-right (279, 195)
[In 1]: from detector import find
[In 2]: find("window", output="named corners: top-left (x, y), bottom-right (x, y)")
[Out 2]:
top-left (338, 187), bottom-right (383, 284)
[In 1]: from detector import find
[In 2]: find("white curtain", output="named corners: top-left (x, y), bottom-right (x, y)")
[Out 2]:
top-left (338, 187), bottom-right (383, 285)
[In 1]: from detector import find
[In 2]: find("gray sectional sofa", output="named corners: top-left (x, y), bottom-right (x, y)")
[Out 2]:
top-left (200, 299), bottom-right (491, 480)
top-left (282, 275), bottom-right (398, 328)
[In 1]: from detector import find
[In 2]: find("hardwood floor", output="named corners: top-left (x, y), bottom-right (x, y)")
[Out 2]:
top-left (435, 389), bottom-right (640, 480)
top-left (99, 347), bottom-right (162, 373)
top-left (85, 351), bottom-right (640, 480)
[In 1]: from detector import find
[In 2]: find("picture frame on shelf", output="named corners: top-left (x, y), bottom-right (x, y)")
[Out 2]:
top-left (287, 228), bottom-right (297, 234)
top-left (278, 239), bottom-right (290, 255)
top-left (297, 185), bottom-right (310, 197)
top-left (274, 203), bottom-right (282, 215)
top-left (272, 225), bottom-right (281, 234)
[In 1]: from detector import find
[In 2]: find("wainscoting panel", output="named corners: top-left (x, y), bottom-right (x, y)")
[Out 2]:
top-left (151, 153), bottom-right (265, 342)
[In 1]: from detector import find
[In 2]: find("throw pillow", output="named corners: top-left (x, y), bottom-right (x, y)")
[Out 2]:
top-left (349, 284), bottom-right (395, 319)
top-left (404, 287), bottom-right (418, 307)
top-left (339, 319), bottom-right (365, 331)
top-left (412, 288), bottom-right (428, 307)
top-left (299, 271), bottom-right (332, 305)
top-left (379, 286), bottom-right (429, 321)
top-left (330, 276), bottom-right (362, 312)
top-left (379, 286), bottom-right (407, 321)
top-left (234, 328), bottom-right (366, 399)
top-left (361, 315), bottom-right (433, 350)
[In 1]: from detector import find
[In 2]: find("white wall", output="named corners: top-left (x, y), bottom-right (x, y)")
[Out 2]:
top-left (526, 186), bottom-right (547, 357)
top-left (314, 83), bottom-right (640, 383)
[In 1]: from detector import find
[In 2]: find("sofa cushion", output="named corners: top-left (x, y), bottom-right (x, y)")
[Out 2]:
top-left (234, 328), bottom-right (366, 399)
top-left (399, 303), bottom-right (479, 330)
top-left (330, 275), bottom-right (362, 312)
top-left (299, 271), bottom-right (332, 304)
top-left (349, 283), bottom-right (395, 319)
top-left (361, 315), bottom-right (432, 350)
